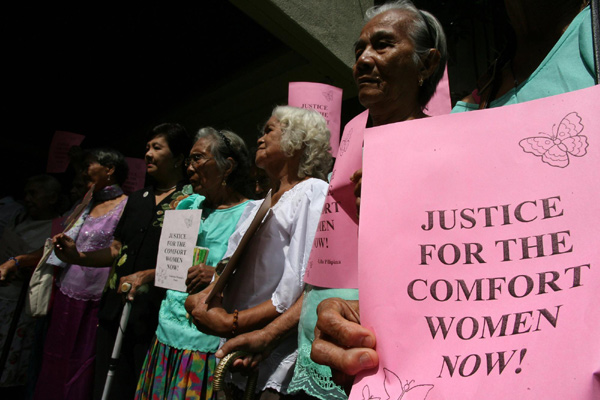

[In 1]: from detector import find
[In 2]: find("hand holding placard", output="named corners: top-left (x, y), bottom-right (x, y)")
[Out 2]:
top-left (155, 209), bottom-right (202, 292)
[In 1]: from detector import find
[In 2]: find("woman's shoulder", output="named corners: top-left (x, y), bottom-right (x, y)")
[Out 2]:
top-left (299, 177), bottom-right (328, 198)
top-left (176, 193), bottom-right (205, 210)
top-left (277, 177), bottom-right (327, 213)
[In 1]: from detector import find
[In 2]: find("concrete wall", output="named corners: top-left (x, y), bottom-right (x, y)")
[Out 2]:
top-left (231, 0), bottom-right (374, 98)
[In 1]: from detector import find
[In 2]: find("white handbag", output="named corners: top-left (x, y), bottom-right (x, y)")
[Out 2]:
top-left (25, 238), bottom-right (55, 317)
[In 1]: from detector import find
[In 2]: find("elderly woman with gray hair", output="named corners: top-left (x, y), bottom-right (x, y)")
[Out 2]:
top-left (185, 105), bottom-right (332, 398)
top-left (210, 1), bottom-right (448, 398)
top-left (135, 128), bottom-right (254, 400)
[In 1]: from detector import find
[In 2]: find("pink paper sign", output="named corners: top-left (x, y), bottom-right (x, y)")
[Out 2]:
top-left (122, 157), bottom-right (147, 194)
top-left (303, 111), bottom-right (368, 289)
top-left (46, 131), bottom-right (85, 173)
top-left (288, 82), bottom-right (343, 157)
top-left (424, 66), bottom-right (451, 116)
top-left (354, 85), bottom-right (600, 400)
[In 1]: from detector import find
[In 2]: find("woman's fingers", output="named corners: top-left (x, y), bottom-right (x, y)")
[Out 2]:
top-left (311, 298), bottom-right (378, 379)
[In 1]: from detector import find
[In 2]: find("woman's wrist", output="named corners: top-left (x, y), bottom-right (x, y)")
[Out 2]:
top-left (141, 269), bottom-right (155, 284)
top-left (231, 309), bottom-right (239, 336)
top-left (8, 256), bottom-right (20, 268)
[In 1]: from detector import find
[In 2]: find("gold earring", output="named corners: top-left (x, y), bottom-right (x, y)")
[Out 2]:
top-left (221, 180), bottom-right (227, 187)
top-left (418, 77), bottom-right (424, 87)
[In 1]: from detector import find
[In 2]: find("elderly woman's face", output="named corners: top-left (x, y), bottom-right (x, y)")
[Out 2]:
top-left (186, 137), bottom-right (224, 196)
top-left (353, 9), bottom-right (420, 113)
top-left (256, 116), bottom-right (286, 170)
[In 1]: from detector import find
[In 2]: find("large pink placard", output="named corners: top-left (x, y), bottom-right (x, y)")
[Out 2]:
top-left (122, 157), bottom-right (147, 194)
top-left (46, 131), bottom-right (85, 173)
top-left (303, 111), bottom-right (368, 288)
top-left (354, 85), bottom-right (600, 399)
top-left (424, 66), bottom-right (451, 116)
top-left (288, 82), bottom-right (343, 157)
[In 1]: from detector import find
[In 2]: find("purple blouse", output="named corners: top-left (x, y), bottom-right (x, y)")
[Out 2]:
top-left (58, 198), bottom-right (127, 301)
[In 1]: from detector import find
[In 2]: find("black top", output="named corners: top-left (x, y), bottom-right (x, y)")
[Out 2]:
top-left (97, 183), bottom-right (193, 334)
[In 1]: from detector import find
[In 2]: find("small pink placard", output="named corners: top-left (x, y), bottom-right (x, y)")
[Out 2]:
top-left (46, 131), bottom-right (85, 173)
top-left (288, 82), bottom-right (343, 157)
top-left (303, 110), bottom-right (368, 289)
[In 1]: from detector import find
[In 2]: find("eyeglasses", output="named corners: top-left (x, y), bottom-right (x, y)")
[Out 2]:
top-left (184, 154), bottom-right (213, 168)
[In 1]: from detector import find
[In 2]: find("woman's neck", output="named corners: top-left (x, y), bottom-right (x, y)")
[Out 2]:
top-left (204, 188), bottom-right (247, 210)
top-left (152, 170), bottom-right (184, 191)
top-left (370, 105), bottom-right (427, 127)
top-left (266, 158), bottom-right (306, 206)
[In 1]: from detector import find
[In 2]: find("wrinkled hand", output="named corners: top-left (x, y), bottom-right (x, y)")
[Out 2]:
top-left (186, 263), bottom-right (215, 293)
top-left (311, 298), bottom-right (378, 391)
top-left (215, 328), bottom-right (277, 372)
top-left (350, 169), bottom-right (362, 217)
top-left (0, 260), bottom-right (18, 285)
top-left (52, 233), bottom-right (81, 264)
top-left (118, 270), bottom-right (154, 301)
top-left (184, 291), bottom-right (231, 337)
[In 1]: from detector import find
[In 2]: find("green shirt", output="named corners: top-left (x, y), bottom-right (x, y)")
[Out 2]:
top-left (155, 194), bottom-right (249, 351)
top-left (452, 6), bottom-right (594, 112)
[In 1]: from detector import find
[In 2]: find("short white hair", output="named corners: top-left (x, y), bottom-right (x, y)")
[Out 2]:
top-left (271, 106), bottom-right (333, 181)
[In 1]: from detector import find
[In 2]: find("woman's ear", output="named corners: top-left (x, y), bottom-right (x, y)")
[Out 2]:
top-left (420, 48), bottom-right (441, 80)
top-left (106, 165), bottom-right (116, 179)
top-left (223, 157), bottom-right (236, 181)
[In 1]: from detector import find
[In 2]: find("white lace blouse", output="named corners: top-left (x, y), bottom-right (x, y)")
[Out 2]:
top-left (222, 177), bottom-right (328, 393)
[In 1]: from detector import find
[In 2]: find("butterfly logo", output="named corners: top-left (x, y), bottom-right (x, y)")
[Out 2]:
top-left (338, 128), bottom-right (353, 157)
top-left (155, 268), bottom-right (167, 284)
top-left (518, 112), bottom-right (588, 168)
top-left (322, 90), bottom-right (334, 102)
top-left (363, 369), bottom-right (433, 400)
top-left (184, 215), bottom-right (194, 229)
top-left (362, 385), bottom-right (381, 400)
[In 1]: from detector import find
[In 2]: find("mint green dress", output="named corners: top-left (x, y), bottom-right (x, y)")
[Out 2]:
top-left (288, 286), bottom-right (358, 399)
top-left (155, 195), bottom-right (250, 351)
top-left (136, 194), bottom-right (250, 399)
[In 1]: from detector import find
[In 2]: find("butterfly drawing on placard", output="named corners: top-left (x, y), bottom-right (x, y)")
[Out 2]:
top-left (322, 90), bottom-right (334, 102)
top-left (362, 385), bottom-right (381, 400)
top-left (382, 368), bottom-right (434, 400)
top-left (518, 112), bottom-right (588, 168)
top-left (338, 128), bottom-right (353, 157)
top-left (184, 214), bottom-right (194, 229)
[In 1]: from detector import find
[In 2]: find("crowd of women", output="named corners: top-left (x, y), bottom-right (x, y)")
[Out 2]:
top-left (0, 0), bottom-right (595, 399)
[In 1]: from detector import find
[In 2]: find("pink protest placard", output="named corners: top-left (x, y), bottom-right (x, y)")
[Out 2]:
top-left (288, 82), bottom-right (343, 157)
top-left (424, 66), bottom-right (451, 116)
top-left (46, 131), bottom-right (85, 173)
top-left (303, 110), bottom-right (368, 289)
top-left (122, 157), bottom-right (147, 194)
top-left (354, 85), bottom-right (600, 400)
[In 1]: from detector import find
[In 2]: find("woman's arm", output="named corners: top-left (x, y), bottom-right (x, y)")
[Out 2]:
top-left (187, 294), bottom-right (281, 339)
top-left (118, 269), bottom-right (156, 300)
top-left (53, 234), bottom-right (121, 267)
top-left (215, 294), bottom-right (304, 369)
top-left (0, 247), bottom-right (45, 283)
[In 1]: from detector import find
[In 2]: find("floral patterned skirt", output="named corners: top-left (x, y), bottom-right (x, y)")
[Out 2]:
top-left (135, 337), bottom-right (216, 400)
